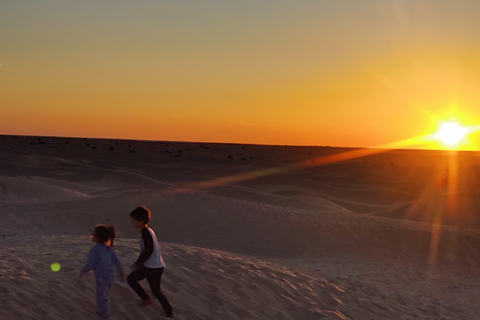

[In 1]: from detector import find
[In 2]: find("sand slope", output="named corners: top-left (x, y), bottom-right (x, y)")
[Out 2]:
top-left (2, 236), bottom-right (478, 320)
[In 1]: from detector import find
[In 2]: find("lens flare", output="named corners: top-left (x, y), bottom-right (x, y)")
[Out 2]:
top-left (51, 263), bottom-right (61, 272)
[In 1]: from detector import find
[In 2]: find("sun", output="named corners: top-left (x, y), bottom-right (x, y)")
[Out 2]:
top-left (435, 122), bottom-right (467, 146)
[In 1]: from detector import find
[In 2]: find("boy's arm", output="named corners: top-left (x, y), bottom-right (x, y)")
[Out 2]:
top-left (79, 246), bottom-right (97, 277)
top-left (135, 229), bottom-right (154, 266)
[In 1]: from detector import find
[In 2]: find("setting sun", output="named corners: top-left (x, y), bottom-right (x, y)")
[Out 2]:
top-left (435, 122), bottom-right (467, 146)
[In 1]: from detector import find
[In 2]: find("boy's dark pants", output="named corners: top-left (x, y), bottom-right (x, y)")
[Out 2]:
top-left (127, 266), bottom-right (173, 316)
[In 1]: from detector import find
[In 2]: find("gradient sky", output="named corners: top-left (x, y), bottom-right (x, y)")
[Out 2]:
top-left (2, 0), bottom-right (480, 149)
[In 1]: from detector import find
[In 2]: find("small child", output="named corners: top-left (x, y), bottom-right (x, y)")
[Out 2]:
top-left (79, 225), bottom-right (126, 320)
top-left (127, 206), bottom-right (174, 318)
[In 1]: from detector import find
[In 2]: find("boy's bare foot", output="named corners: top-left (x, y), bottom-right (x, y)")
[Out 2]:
top-left (138, 299), bottom-right (152, 307)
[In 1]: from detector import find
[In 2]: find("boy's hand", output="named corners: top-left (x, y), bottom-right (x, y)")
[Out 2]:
top-left (131, 264), bottom-right (137, 271)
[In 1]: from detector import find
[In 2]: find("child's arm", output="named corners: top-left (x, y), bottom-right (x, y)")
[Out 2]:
top-left (112, 251), bottom-right (126, 280)
top-left (79, 246), bottom-right (98, 278)
top-left (134, 229), bottom-right (154, 267)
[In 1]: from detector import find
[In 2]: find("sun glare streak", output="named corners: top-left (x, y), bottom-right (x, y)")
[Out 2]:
top-left (426, 151), bottom-right (459, 270)
top-left (162, 125), bottom-right (480, 270)
top-left (170, 122), bottom-right (480, 196)
top-left (173, 133), bottom-right (438, 193)
top-left (302, 134), bottom-right (437, 168)
top-left (163, 126), bottom-right (480, 270)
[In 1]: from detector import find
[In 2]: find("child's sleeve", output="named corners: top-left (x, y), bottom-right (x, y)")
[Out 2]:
top-left (135, 229), bottom-right (154, 266)
top-left (80, 246), bottom-right (98, 275)
top-left (112, 251), bottom-right (125, 275)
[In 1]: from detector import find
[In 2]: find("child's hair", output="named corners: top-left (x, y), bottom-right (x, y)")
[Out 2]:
top-left (130, 206), bottom-right (151, 224)
top-left (94, 225), bottom-right (116, 246)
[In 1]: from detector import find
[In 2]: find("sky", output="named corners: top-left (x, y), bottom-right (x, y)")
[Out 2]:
top-left (2, 0), bottom-right (480, 149)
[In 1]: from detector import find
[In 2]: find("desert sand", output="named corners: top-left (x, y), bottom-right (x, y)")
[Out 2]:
top-left (1, 135), bottom-right (480, 320)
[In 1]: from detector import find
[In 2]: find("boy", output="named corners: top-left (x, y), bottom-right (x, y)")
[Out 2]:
top-left (127, 206), bottom-right (174, 318)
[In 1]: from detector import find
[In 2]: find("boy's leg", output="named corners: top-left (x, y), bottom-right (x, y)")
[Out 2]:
top-left (146, 268), bottom-right (174, 317)
top-left (96, 277), bottom-right (113, 320)
top-left (127, 267), bottom-right (150, 302)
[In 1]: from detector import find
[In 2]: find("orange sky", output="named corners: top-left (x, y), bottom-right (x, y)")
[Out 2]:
top-left (2, 1), bottom-right (480, 149)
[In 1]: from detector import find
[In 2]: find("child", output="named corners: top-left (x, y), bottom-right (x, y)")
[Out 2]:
top-left (127, 206), bottom-right (174, 318)
top-left (79, 225), bottom-right (126, 320)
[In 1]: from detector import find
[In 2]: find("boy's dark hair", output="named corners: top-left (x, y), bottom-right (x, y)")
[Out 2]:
top-left (94, 224), bottom-right (116, 246)
top-left (130, 206), bottom-right (151, 224)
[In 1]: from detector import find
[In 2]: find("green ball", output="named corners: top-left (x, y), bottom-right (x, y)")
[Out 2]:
top-left (51, 263), bottom-right (61, 272)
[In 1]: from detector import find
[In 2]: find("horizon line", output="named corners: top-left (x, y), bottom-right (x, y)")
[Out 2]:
top-left (0, 133), bottom-right (476, 152)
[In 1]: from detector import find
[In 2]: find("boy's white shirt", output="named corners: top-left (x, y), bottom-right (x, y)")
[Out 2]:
top-left (141, 227), bottom-right (165, 268)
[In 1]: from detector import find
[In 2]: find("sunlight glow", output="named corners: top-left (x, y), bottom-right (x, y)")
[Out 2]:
top-left (435, 122), bottom-right (467, 146)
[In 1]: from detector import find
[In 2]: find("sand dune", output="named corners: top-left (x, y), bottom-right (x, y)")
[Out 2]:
top-left (0, 176), bottom-right (89, 202)
top-left (1, 135), bottom-right (480, 319)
